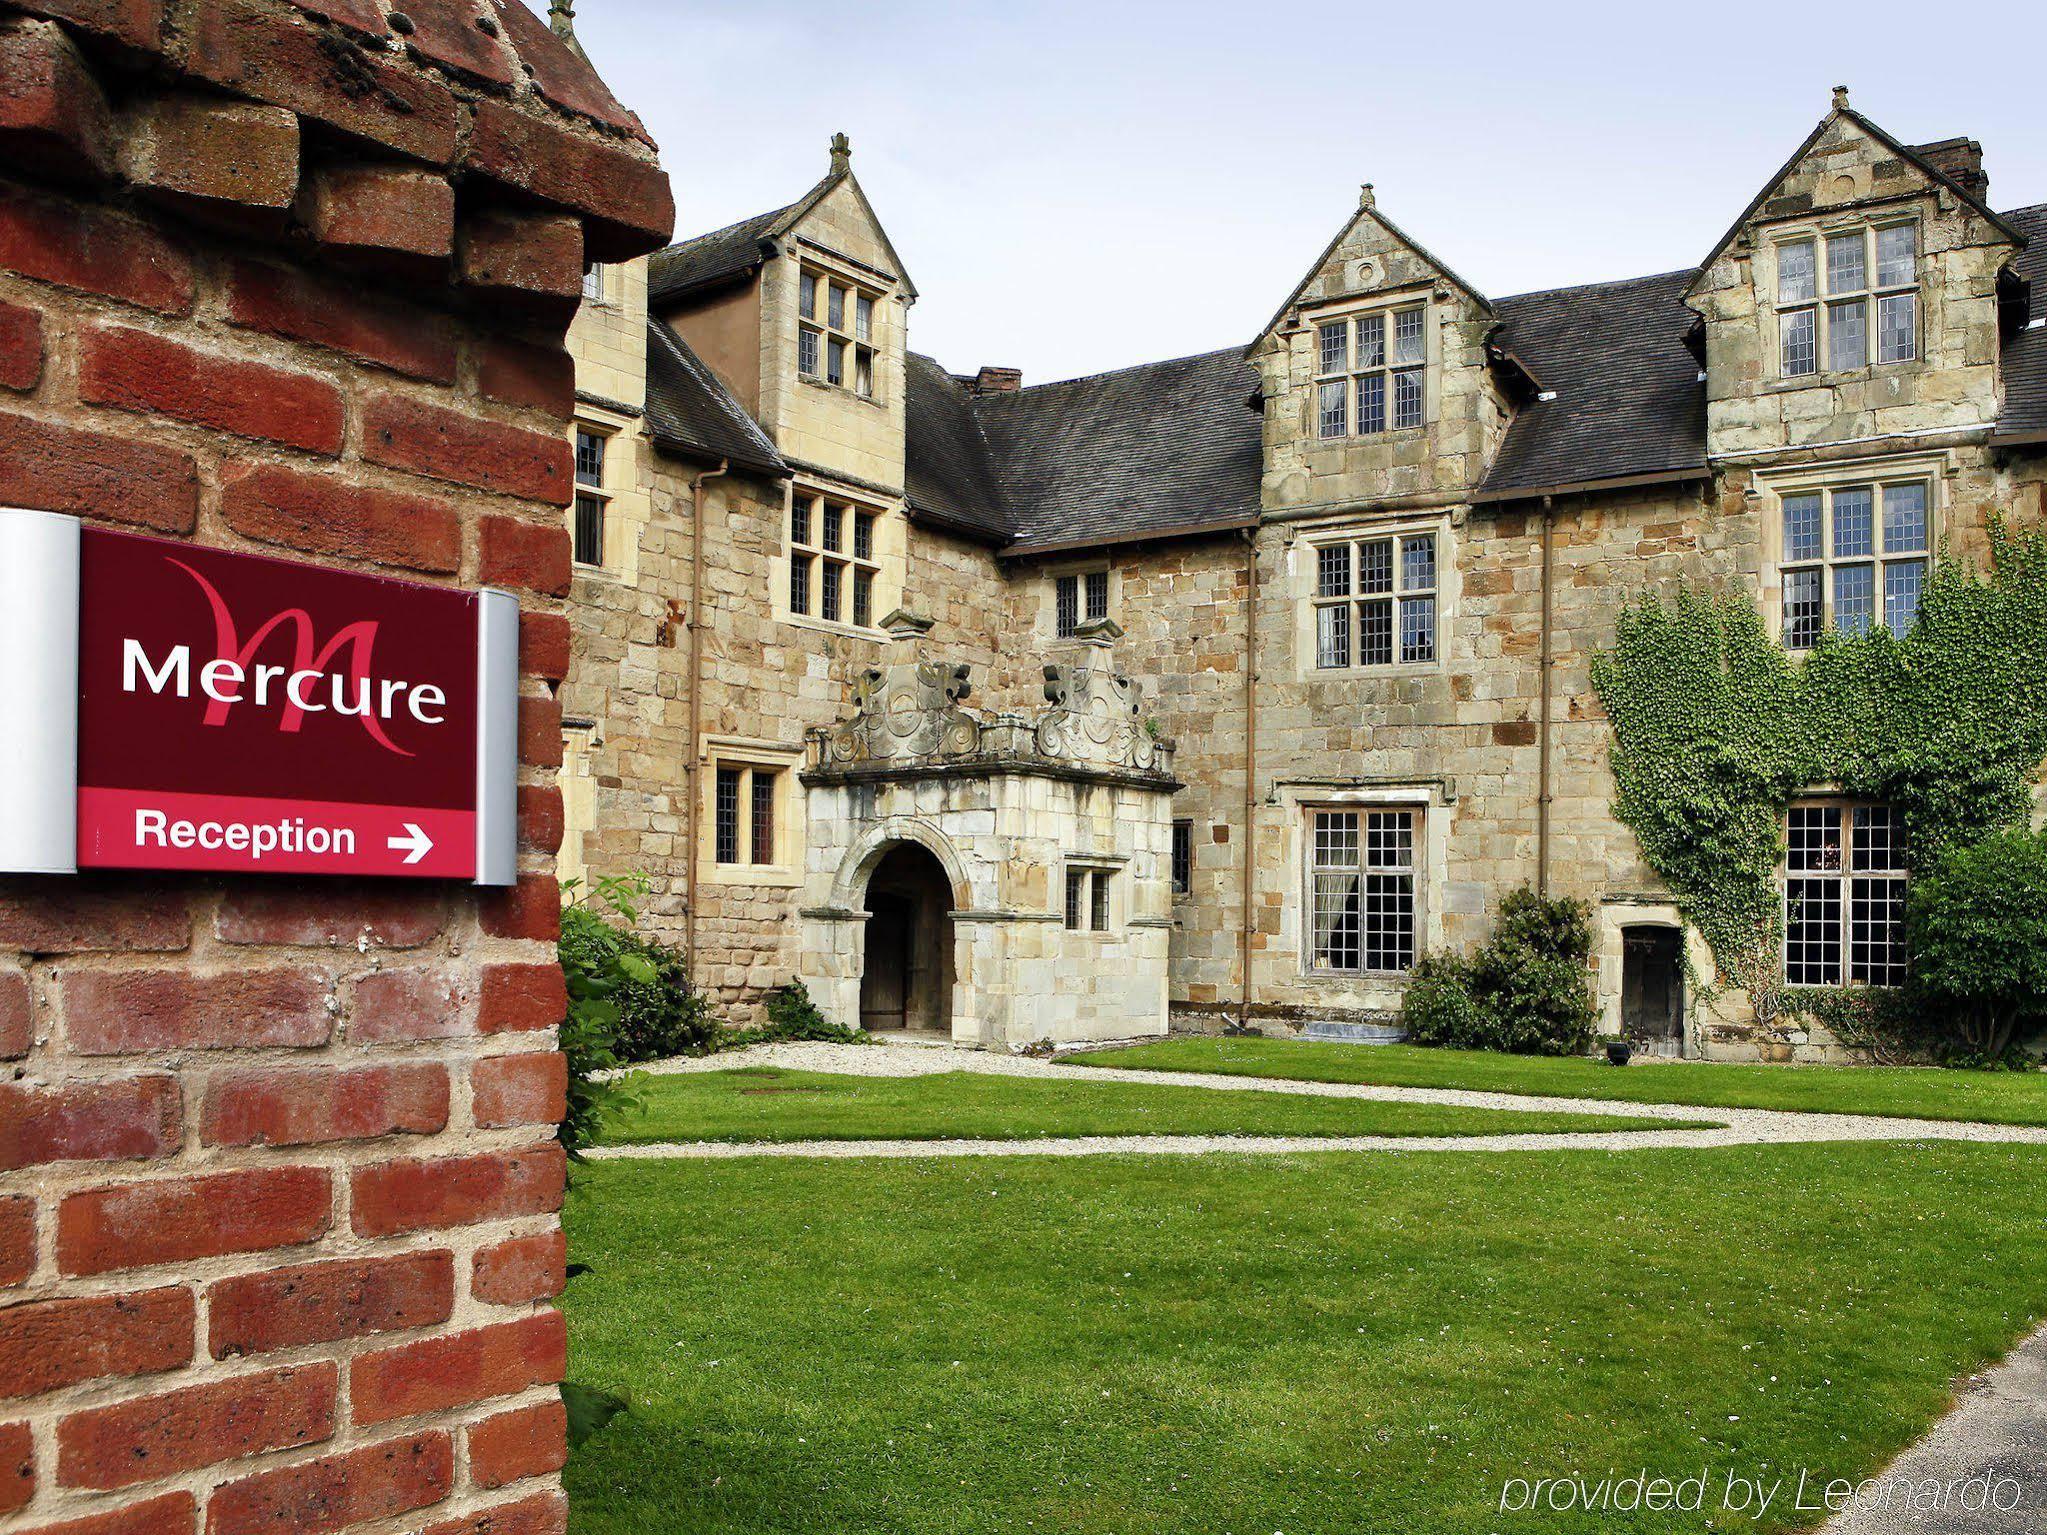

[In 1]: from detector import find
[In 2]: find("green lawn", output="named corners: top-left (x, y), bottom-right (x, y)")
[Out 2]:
top-left (565, 1142), bottom-right (2047, 1534)
top-left (1072, 1036), bottom-right (2047, 1125)
top-left (598, 1066), bottom-right (1695, 1145)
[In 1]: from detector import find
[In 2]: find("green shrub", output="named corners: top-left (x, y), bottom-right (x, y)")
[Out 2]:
top-left (1400, 888), bottom-right (1598, 1056)
top-left (1905, 830), bottom-right (2047, 1066)
top-left (558, 878), bottom-right (715, 1066)
top-left (717, 980), bottom-right (871, 1050)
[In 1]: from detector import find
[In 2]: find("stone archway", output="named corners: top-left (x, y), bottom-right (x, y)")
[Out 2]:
top-left (858, 841), bottom-right (956, 1033)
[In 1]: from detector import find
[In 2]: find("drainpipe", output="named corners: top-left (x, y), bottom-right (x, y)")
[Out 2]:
top-left (681, 459), bottom-right (730, 990)
top-left (1238, 526), bottom-right (1259, 1030)
top-left (1537, 495), bottom-right (1555, 899)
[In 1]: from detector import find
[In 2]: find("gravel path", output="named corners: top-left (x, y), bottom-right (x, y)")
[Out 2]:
top-left (588, 1038), bottom-right (2047, 1160)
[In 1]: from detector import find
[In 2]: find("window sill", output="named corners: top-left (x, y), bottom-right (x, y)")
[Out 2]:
top-left (780, 612), bottom-right (884, 642)
top-left (1302, 967), bottom-right (1416, 985)
top-left (700, 863), bottom-right (802, 890)
top-left (1764, 359), bottom-right (1922, 391)
top-left (1307, 660), bottom-right (1445, 681)
top-left (797, 376), bottom-right (885, 409)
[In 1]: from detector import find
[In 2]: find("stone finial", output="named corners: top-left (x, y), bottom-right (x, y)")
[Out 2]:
top-left (879, 607), bottom-right (934, 643)
top-left (548, 0), bottom-right (576, 40)
top-left (1358, 182), bottom-right (1376, 211)
top-left (1073, 616), bottom-right (1124, 648)
top-left (1831, 85), bottom-right (1850, 112)
top-left (829, 132), bottom-right (852, 175)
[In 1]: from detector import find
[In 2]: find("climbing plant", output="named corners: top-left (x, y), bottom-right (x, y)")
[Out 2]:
top-left (1590, 519), bottom-right (2047, 1036)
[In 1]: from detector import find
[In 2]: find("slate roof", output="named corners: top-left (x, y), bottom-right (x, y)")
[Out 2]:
top-left (644, 322), bottom-right (787, 477)
top-left (904, 354), bottom-right (1013, 542)
top-left (1995, 202), bottom-right (2047, 443)
top-left (648, 204), bottom-right (794, 303)
top-left (1477, 270), bottom-right (1708, 499)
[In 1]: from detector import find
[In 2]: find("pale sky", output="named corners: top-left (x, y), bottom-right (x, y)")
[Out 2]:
top-left (562, 0), bottom-right (2046, 385)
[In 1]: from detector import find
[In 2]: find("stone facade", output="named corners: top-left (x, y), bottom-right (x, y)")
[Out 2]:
top-left (563, 103), bottom-right (2047, 1059)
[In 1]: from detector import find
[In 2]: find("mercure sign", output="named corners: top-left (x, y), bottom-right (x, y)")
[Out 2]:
top-left (0, 508), bottom-right (518, 884)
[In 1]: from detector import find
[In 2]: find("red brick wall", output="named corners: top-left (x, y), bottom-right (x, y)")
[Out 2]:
top-left (0, 3), bottom-right (670, 1531)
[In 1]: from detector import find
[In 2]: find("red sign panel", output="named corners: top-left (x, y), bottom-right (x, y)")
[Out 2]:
top-left (70, 527), bottom-right (512, 881)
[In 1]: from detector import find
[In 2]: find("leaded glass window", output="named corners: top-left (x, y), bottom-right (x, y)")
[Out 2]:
top-left (1778, 481), bottom-right (1930, 648)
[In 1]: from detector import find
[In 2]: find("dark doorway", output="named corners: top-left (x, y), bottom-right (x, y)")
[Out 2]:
top-left (1621, 926), bottom-right (1683, 1053)
top-left (859, 842), bottom-right (955, 1033)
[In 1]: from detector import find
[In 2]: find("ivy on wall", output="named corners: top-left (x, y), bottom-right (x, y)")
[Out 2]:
top-left (1590, 520), bottom-right (2047, 1025)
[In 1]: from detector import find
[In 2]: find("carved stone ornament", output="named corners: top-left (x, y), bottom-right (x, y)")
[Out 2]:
top-left (822, 658), bottom-right (979, 764)
top-left (1035, 662), bottom-right (1158, 770)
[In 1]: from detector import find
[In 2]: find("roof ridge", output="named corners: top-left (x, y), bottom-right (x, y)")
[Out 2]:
top-left (1492, 267), bottom-right (1698, 306)
top-left (982, 345), bottom-right (1250, 401)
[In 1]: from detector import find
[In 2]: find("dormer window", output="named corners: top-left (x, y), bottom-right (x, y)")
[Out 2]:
top-left (798, 265), bottom-right (878, 399)
top-left (1776, 222), bottom-right (1917, 378)
top-left (1315, 303), bottom-right (1426, 438)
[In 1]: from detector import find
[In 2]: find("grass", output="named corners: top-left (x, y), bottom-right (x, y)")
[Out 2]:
top-left (1071, 1036), bottom-right (2047, 1125)
top-left (564, 1142), bottom-right (2047, 1534)
top-left (596, 1066), bottom-right (1698, 1145)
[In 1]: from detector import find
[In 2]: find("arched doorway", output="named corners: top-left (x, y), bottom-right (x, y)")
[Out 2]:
top-left (1621, 925), bottom-right (1684, 1056)
top-left (859, 841), bottom-right (956, 1033)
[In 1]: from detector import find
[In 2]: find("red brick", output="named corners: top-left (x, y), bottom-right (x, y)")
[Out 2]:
top-left (486, 0), bottom-right (636, 135)
top-left (0, 408), bottom-right (197, 532)
top-left (350, 1313), bottom-right (564, 1427)
top-left (215, 882), bottom-right (446, 948)
top-left (56, 1362), bottom-right (334, 1490)
top-left (0, 1197), bottom-right (33, 1287)
top-left (0, 17), bottom-right (113, 183)
top-left (472, 1053), bottom-right (565, 1129)
top-left (219, 460), bottom-right (461, 573)
top-left (479, 875), bottom-right (560, 943)
top-left (60, 967), bottom-right (330, 1055)
top-left (281, 0), bottom-right (385, 33)
top-left (471, 1230), bottom-right (565, 1307)
top-left (519, 693), bottom-right (563, 770)
top-left (206, 1430), bottom-right (450, 1535)
top-left (418, 1487), bottom-right (567, 1535)
top-left (0, 298), bottom-right (41, 391)
top-left (182, 0), bottom-right (459, 167)
top-left (0, 181), bottom-right (192, 314)
top-left (0, 879), bottom-right (190, 954)
top-left (296, 161), bottom-right (454, 269)
top-left (480, 514), bottom-right (572, 598)
top-left (78, 325), bottom-right (341, 453)
top-left (466, 1397), bottom-right (566, 1490)
top-left (518, 784), bottom-right (565, 858)
top-left (208, 1251), bottom-right (454, 1359)
top-left (0, 1074), bottom-right (180, 1171)
top-left (464, 97), bottom-right (673, 262)
top-left (350, 964), bottom-right (476, 1044)
top-left (0, 969), bottom-right (28, 1059)
top-left (363, 394), bottom-right (571, 503)
top-left (350, 1143), bottom-right (563, 1239)
top-left (0, 1420), bottom-right (29, 1515)
top-left (58, 1166), bottom-right (330, 1277)
top-left (201, 1062), bottom-right (447, 1148)
top-left (395, 0), bottom-right (515, 86)
top-left (8, 0), bottom-right (161, 52)
top-left (518, 610), bottom-right (572, 683)
top-left (122, 94), bottom-right (298, 220)
top-left (477, 336), bottom-right (574, 417)
top-left (0, 1286), bottom-right (193, 1400)
top-left (225, 257), bottom-right (457, 383)
top-left (479, 964), bottom-right (565, 1037)
top-left (456, 208), bottom-right (581, 321)
top-left (17, 1492), bottom-right (196, 1535)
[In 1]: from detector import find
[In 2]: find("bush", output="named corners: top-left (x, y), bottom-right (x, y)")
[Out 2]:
top-left (558, 879), bottom-right (716, 1065)
top-left (1905, 829), bottom-right (2047, 1066)
top-left (1401, 888), bottom-right (1598, 1057)
top-left (717, 980), bottom-right (872, 1051)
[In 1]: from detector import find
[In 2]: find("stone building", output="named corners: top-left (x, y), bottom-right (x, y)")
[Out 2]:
top-left (561, 93), bottom-right (2047, 1058)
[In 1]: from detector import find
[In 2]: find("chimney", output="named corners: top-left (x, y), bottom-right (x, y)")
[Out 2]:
top-left (1910, 137), bottom-right (1988, 202)
top-left (972, 366), bottom-right (1023, 395)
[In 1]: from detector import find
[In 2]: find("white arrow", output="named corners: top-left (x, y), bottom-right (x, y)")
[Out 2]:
top-left (387, 823), bottom-right (433, 865)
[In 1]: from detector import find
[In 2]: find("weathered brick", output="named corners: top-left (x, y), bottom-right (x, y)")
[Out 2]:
top-left (456, 208), bottom-right (581, 321)
top-left (464, 97), bottom-right (672, 262)
top-left (0, 17), bottom-right (114, 183)
top-left (395, 0), bottom-right (515, 86)
top-left (518, 784), bottom-right (565, 858)
top-left (350, 1143), bottom-right (563, 1238)
top-left (56, 1361), bottom-right (335, 1489)
top-left (215, 881), bottom-right (446, 948)
top-left (61, 967), bottom-right (331, 1054)
top-left (477, 335), bottom-right (574, 417)
top-left (470, 1230), bottom-right (565, 1307)
top-left (15, 1492), bottom-right (197, 1535)
top-left (518, 609), bottom-right (573, 683)
top-left (465, 1397), bottom-right (566, 1490)
top-left (122, 93), bottom-right (298, 220)
top-left (0, 1420), bottom-right (29, 1515)
top-left (225, 257), bottom-right (457, 383)
top-left (471, 1052), bottom-right (565, 1128)
top-left (0, 408), bottom-right (198, 533)
top-left (205, 1430), bottom-right (451, 1535)
top-left (0, 968), bottom-right (28, 1058)
top-left (349, 1312), bottom-right (564, 1427)
top-left (296, 161), bottom-right (454, 271)
top-left (519, 693), bottom-right (564, 769)
top-left (363, 394), bottom-right (571, 503)
top-left (418, 1487), bottom-right (568, 1535)
top-left (0, 1074), bottom-right (181, 1171)
top-left (0, 880), bottom-right (190, 954)
top-left (0, 1196), bottom-right (33, 1287)
top-left (201, 1062), bottom-right (448, 1147)
top-left (479, 875), bottom-right (560, 943)
top-left (0, 181), bottom-right (192, 314)
top-left (478, 963), bottom-right (565, 1036)
top-left (208, 1250), bottom-right (454, 1359)
top-left (0, 1286), bottom-right (193, 1400)
top-left (58, 1166), bottom-right (331, 1276)
top-left (485, 0), bottom-right (636, 134)
top-left (78, 324), bottom-right (342, 453)
top-left (0, 297), bottom-right (43, 391)
top-left (350, 964), bottom-right (476, 1044)
top-left (219, 461), bottom-right (462, 574)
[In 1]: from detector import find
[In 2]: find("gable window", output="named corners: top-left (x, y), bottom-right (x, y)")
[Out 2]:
top-left (713, 762), bottom-right (782, 868)
top-left (1312, 530), bottom-right (1437, 670)
top-left (798, 265), bottom-right (878, 399)
top-left (1784, 801), bottom-right (1906, 986)
top-left (1054, 567), bottom-right (1110, 638)
top-left (789, 490), bottom-right (880, 629)
top-left (1315, 304), bottom-right (1426, 439)
top-left (581, 264), bottom-right (606, 304)
top-left (1308, 807), bottom-right (1418, 974)
top-left (1778, 480), bottom-right (1928, 648)
top-left (1776, 222), bottom-right (1917, 378)
top-left (1064, 865), bottom-right (1115, 932)
top-left (1171, 820), bottom-right (1193, 898)
top-left (572, 426), bottom-right (610, 567)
